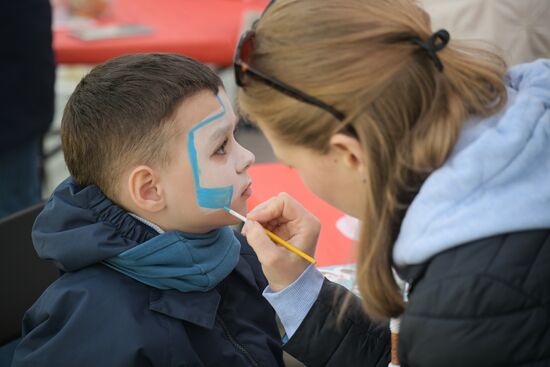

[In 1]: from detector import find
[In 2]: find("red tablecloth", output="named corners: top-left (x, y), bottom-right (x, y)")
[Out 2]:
top-left (54, 0), bottom-right (268, 65)
top-left (248, 164), bottom-right (356, 267)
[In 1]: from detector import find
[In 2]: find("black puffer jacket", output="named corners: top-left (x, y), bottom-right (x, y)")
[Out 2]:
top-left (284, 229), bottom-right (550, 366)
top-left (285, 279), bottom-right (390, 367)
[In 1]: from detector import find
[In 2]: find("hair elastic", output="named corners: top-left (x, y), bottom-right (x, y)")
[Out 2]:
top-left (411, 29), bottom-right (450, 72)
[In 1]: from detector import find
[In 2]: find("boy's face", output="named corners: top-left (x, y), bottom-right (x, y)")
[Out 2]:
top-left (160, 89), bottom-right (255, 232)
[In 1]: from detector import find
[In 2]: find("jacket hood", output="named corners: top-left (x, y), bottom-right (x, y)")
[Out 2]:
top-left (393, 59), bottom-right (550, 266)
top-left (32, 178), bottom-right (157, 271)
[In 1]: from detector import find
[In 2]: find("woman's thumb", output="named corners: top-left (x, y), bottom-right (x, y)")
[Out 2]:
top-left (241, 220), bottom-right (277, 258)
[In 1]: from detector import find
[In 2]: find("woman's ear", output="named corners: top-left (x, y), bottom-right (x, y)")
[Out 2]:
top-left (329, 133), bottom-right (366, 173)
top-left (127, 165), bottom-right (166, 213)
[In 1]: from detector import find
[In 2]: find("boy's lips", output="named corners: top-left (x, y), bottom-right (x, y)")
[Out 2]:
top-left (240, 182), bottom-right (252, 198)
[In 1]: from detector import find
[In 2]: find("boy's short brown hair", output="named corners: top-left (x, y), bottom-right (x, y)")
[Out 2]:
top-left (61, 53), bottom-right (222, 199)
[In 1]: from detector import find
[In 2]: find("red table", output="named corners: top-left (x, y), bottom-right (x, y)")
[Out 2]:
top-left (248, 164), bottom-right (356, 267)
top-left (53, 0), bottom-right (268, 66)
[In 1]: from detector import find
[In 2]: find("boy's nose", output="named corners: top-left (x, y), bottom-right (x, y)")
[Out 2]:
top-left (236, 144), bottom-right (255, 174)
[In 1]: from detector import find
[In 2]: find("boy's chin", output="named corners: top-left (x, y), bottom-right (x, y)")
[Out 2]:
top-left (229, 198), bottom-right (248, 215)
top-left (187, 199), bottom-right (248, 230)
top-left (222, 199), bottom-right (248, 224)
top-left (225, 215), bottom-right (243, 226)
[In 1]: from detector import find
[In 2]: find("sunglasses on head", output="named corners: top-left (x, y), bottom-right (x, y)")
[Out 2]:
top-left (233, 26), bottom-right (346, 121)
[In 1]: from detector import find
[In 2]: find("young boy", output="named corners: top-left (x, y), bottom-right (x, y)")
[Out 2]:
top-left (12, 53), bottom-right (284, 366)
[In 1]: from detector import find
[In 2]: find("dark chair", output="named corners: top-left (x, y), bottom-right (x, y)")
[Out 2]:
top-left (0, 203), bottom-right (59, 365)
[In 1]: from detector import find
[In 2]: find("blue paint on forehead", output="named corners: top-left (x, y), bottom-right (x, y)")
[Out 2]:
top-left (187, 95), bottom-right (234, 209)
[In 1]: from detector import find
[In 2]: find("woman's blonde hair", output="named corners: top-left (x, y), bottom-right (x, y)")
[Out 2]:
top-left (238, 0), bottom-right (507, 319)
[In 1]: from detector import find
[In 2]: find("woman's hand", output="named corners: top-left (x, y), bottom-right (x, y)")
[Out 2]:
top-left (242, 192), bottom-right (321, 292)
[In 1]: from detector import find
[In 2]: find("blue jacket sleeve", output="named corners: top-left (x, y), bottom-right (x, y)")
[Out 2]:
top-left (11, 269), bottom-right (180, 367)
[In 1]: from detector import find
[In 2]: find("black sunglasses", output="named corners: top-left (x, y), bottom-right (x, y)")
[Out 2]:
top-left (233, 28), bottom-right (346, 121)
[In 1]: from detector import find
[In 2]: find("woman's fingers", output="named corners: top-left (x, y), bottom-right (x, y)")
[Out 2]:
top-left (241, 220), bottom-right (279, 261)
top-left (249, 192), bottom-right (302, 220)
top-left (246, 193), bottom-right (320, 254)
top-left (242, 219), bottom-right (310, 292)
top-left (248, 195), bottom-right (285, 222)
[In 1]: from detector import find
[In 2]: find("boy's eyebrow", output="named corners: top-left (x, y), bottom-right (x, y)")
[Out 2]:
top-left (209, 122), bottom-right (234, 143)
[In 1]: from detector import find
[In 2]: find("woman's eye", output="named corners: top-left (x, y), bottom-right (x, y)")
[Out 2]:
top-left (214, 139), bottom-right (228, 155)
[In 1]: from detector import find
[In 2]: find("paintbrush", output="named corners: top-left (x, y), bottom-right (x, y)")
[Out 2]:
top-left (224, 207), bottom-right (317, 265)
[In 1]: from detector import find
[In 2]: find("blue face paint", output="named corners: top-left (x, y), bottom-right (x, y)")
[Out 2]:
top-left (187, 96), bottom-right (234, 209)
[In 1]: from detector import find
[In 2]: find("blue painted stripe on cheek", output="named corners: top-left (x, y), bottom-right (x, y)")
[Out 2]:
top-left (187, 95), bottom-right (234, 209)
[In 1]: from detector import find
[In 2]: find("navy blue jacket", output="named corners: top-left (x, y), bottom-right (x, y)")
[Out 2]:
top-left (12, 179), bottom-right (283, 366)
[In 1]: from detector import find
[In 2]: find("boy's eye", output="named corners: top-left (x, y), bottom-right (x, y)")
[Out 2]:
top-left (214, 138), bottom-right (229, 155)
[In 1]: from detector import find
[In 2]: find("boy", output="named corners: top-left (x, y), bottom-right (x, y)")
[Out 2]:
top-left (12, 53), bottom-right (283, 366)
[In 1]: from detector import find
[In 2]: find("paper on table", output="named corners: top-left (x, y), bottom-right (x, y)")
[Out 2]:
top-left (70, 24), bottom-right (152, 41)
top-left (318, 263), bottom-right (359, 296)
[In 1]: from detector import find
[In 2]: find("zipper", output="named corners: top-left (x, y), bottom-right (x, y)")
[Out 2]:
top-left (217, 315), bottom-right (260, 367)
top-left (402, 281), bottom-right (412, 303)
top-left (393, 268), bottom-right (412, 304)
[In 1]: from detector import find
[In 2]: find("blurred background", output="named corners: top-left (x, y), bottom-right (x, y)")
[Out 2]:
top-left (36, 0), bottom-right (550, 273)
top-left (3, 0), bottom-right (549, 215)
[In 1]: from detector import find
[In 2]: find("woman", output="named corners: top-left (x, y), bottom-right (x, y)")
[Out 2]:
top-left (235, 0), bottom-right (550, 366)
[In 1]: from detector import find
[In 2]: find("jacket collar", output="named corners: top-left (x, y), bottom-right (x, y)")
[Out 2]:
top-left (233, 254), bottom-right (260, 291)
top-left (149, 288), bottom-right (221, 329)
top-left (148, 250), bottom-right (259, 328)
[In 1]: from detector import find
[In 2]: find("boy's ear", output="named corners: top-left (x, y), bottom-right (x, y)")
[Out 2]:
top-left (329, 133), bottom-right (366, 173)
top-left (127, 165), bottom-right (166, 213)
